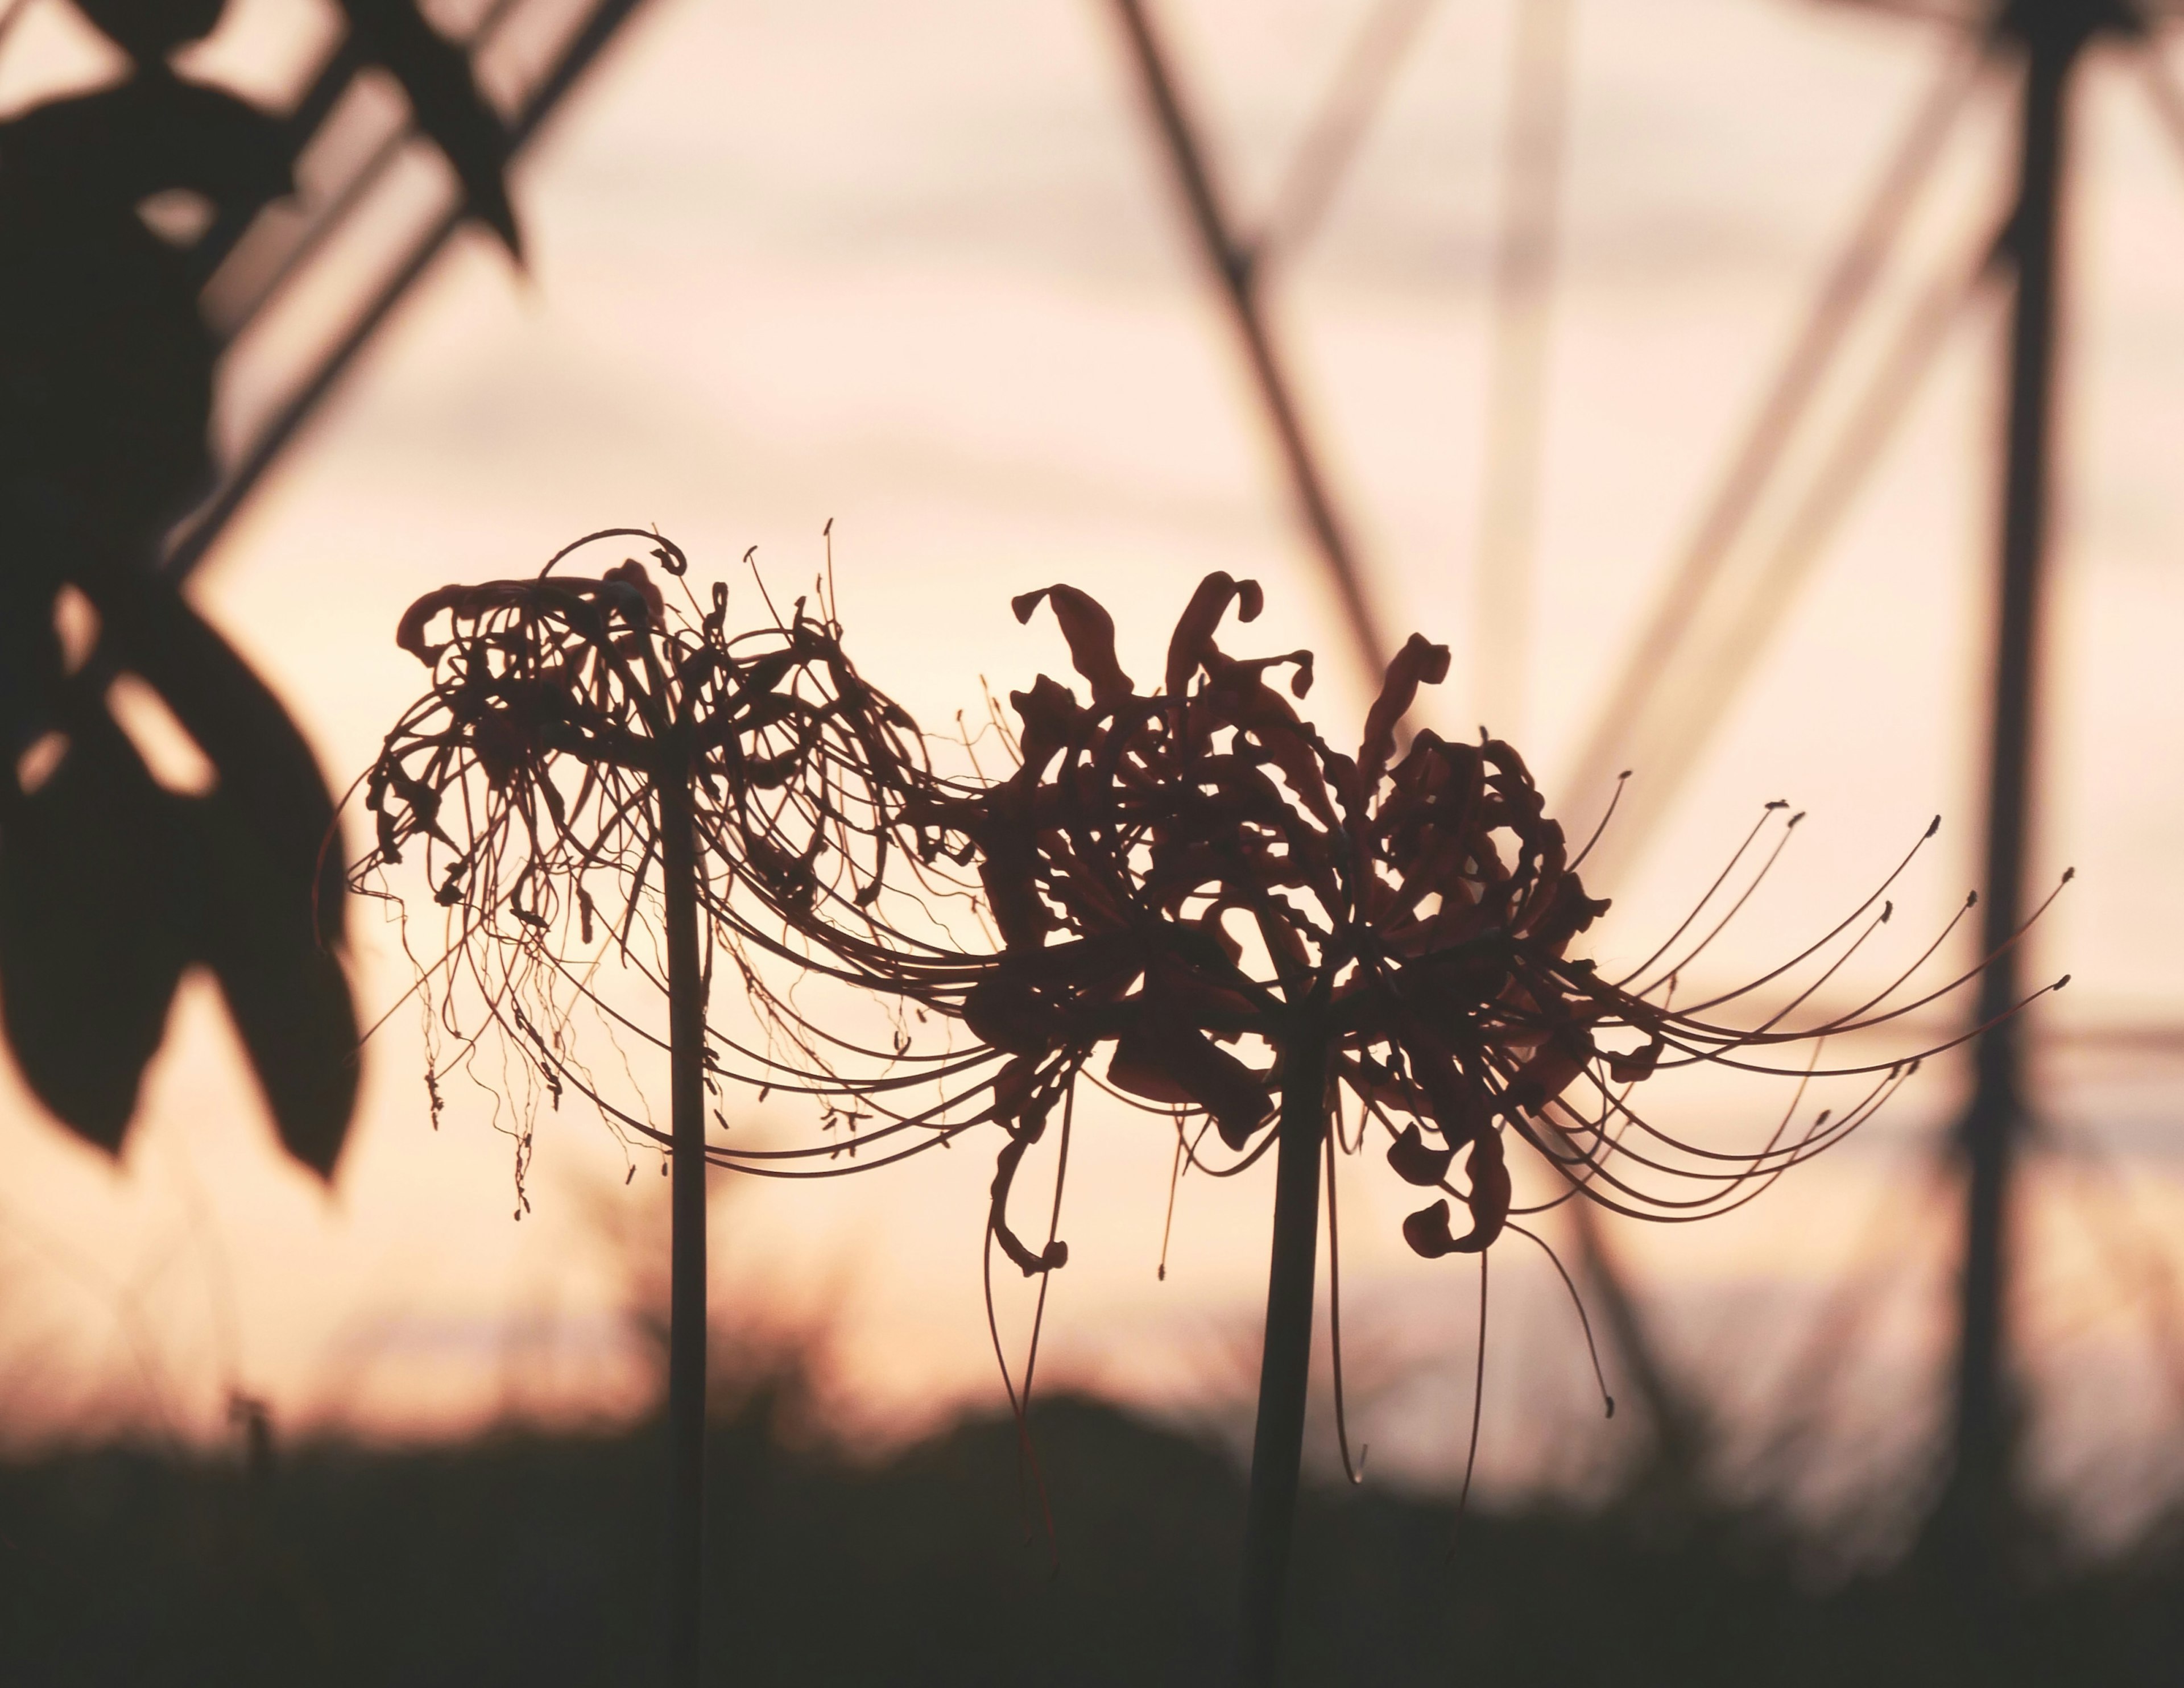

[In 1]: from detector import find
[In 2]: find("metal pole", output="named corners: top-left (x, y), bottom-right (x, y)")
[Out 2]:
top-left (659, 754), bottom-right (709, 1686)
top-left (1942, 2), bottom-right (2079, 1570)
top-left (1232, 1027), bottom-right (1327, 1688)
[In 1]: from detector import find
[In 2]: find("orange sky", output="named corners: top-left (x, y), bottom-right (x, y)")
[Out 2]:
top-left (3, 0), bottom-right (2183, 1538)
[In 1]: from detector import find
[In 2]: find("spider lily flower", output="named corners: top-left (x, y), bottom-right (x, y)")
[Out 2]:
top-left (351, 529), bottom-right (972, 1687)
top-left (353, 544), bottom-right (2062, 1688)
top-left (916, 571), bottom-right (2063, 1268)
top-left (903, 571), bottom-right (2064, 1686)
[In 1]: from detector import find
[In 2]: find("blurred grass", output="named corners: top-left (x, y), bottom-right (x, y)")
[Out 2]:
top-left (2, 1386), bottom-right (2182, 1686)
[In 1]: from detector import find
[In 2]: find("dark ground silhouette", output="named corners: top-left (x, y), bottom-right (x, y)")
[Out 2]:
top-left (1, 1391), bottom-right (2178, 1687)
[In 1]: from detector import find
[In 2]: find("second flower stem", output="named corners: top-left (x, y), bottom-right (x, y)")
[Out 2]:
top-left (1232, 1027), bottom-right (1328, 1687)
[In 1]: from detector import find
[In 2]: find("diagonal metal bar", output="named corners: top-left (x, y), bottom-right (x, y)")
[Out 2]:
top-left (191, 39), bottom-right (367, 287)
top-left (1556, 42), bottom-right (1982, 859)
top-left (1573, 212), bottom-right (1998, 886)
top-left (204, 0), bottom-right (530, 338)
top-left (1256, 0), bottom-right (1438, 261)
top-left (165, 0), bottom-right (652, 582)
top-left (1105, 0), bottom-right (1391, 685)
top-left (1475, 0), bottom-right (1576, 739)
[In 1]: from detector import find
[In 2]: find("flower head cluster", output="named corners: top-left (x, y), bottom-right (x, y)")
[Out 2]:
top-left (350, 531), bottom-right (982, 1195)
top-left (354, 538), bottom-right (2052, 1282)
top-left (916, 573), bottom-right (2049, 1269)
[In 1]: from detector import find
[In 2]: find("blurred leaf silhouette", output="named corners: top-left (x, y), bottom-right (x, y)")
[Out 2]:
top-left (0, 0), bottom-right (524, 1174)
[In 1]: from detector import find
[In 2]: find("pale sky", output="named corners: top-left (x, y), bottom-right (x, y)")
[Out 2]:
top-left (3, 0), bottom-right (2183, 1544)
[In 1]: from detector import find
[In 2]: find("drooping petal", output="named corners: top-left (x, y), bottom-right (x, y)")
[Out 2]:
top-left (1107, 1015), bottom-right (1272, 1149)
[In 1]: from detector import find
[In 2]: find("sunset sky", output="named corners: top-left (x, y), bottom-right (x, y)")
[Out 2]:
top-left (3, 0), bottom-right (2182, 1541)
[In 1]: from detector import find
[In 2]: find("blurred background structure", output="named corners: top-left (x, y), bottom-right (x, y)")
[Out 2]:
top-left (5, 0), bottom-right (2184, 1677)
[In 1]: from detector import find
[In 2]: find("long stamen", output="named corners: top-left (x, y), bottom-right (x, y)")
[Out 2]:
top-left (1325, 1131), bottom-right (1367, 1484)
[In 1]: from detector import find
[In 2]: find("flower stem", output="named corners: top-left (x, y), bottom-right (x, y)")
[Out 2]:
top-left (1233, 1027), bottom-right (1327, 1687)
top-left (659, 762), bottom-right (708, 1686)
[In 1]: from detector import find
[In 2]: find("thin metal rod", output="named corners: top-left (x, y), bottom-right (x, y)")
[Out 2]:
top-left (165, 0), bottom-right (652, 583)
top-left (208, 0), bottom-right (530, 337)
top-left (1232, 1028), bottom-right (1327, 1688)
top-left (1475, 0), bottom-right (1575, 738)
top-left (1106, 0), bottom-right (1390, 685)
top-left (1943, 14), bottom-right (2078, 1565)
top-left (191, 37), bottom-right (366, 284)
top-left (1558, 43), bottom-right (1979, 834)
top-left (660, 754), bottom-right (709, 1687)
top-left (1258, 0), bottom-right (1437, 259)
top-left (1570, 211), bottom-right (1992, 875)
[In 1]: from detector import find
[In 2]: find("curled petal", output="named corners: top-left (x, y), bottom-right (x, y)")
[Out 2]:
top-left (963, 978), bottom-right (1063, 1056)
top-left (1400, 1137), bottom-right (1509, 1257)
top-left (1605, 1038), bottom-right (1664, 1086)
top-left (1164, 573), bottom-right (1262, 700)
top-left (1402, 1199), bottom-right (1458, 1259)
top-left (1107, 1016), bottom-right (1272, 1149)
top-left (1012, 585), bottom-right (1135, 706)
top-left (395, 584), bottom-right (470, 663)
top-left (1504, 1023), bottom-right (1596, 1115)
top-left (1009, 675), bottom-right (1087, 781)
top-left (602, 559), bottom-right (666, 630)
top-left (1357, 634), bottom-right (1451, 795)
top-left (1387, 1123), bottom-right (1454, 1187)
top-left (1525, 871), bottom-right (1612, 953)
top-left (1459, 1131), bottom-right (1511, 1251)
top-left (990, 1121), bottom-right (1069, 1278)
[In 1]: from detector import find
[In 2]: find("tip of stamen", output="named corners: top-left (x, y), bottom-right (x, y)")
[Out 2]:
top-left (2055, 974), bottom-right (2071, 990)
top-left (1603, 1396), bottom-right (1616, 1420)
top-left (1966, 891), bottom-right (1979, 908)
top-left (1617, 769), bottom-right (1632, 781)
top-left (1881, 901), bottom-right (1893, 922)
top-left (1765, 799), bottom-right (1788, 811)
top-left (1925, 815), bottom-right (1942, 838)
top-left (1788, 810), bottom-right (1807, 828)
top-left (2062, 866), bottom-right (2077, 883)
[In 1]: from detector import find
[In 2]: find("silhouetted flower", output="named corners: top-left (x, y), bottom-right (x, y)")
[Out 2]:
top-left (354, 547), bottom-right (2065, 1686)
top-left (913, 574), bottom-right (2056, 1276)
top-left (350, 530), bottom-right (977, 1190)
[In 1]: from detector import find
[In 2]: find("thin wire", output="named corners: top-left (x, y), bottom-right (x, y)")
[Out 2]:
top-left (1447, 1250), bottom-right (1489, 1559)
top-left (1505, 1221), bottom-right (1613, 1419)
top-left (1556, 40), bottom-right (1983, 857)
top-left (1325, 1128), bottom-right (1367, 1484)
top-left (1256, 0), bottom-right (1438, 259)
top-left (1157, 1129), bottom-right (1184, 1281)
